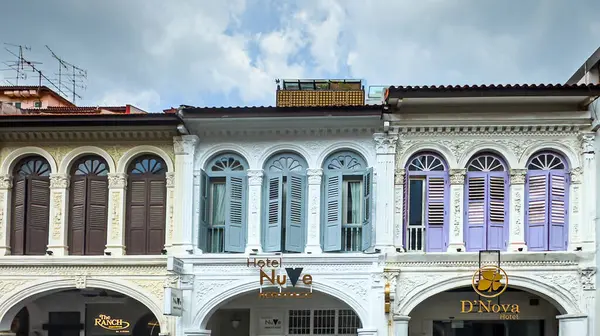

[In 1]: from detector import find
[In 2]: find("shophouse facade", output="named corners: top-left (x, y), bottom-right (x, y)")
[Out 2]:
top-left (383, 84), bottom-right (600, 336)
top-left (0, 111), bottom-right (185, 336)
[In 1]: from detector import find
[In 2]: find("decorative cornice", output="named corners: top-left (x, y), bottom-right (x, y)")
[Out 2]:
top-left (0, 130), bottom-right (176, 142)
top-left (386, 259), bottom-right (580, 269)
top-left (247, 170), bottom-right (263, 186)
top-left (307, 168), bottom-right (323, 185)
top-left (0, 175), bottom-right (12, 190)
top-left (374, 133), bottom-right (399, 154)
top-left (396, 126), bottom-right (581, 137)
top-left (173, 135), bottom-right (199, 155)
top-left (193, 127), bottom-right (379, 138)
top-left (570, 167), bottom-right (583, 184)
top-left (108, 173), bottom-right (127, 189)
top-left (510, 169), bottom-right (527, 185)
top-left (449, 169), bottom-right (465, 185)
top-left (50, 174), bottom-right (69, 189)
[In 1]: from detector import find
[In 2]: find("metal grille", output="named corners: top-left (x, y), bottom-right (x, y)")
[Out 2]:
top-left (342, 225), bottom-right (362, 252)
top-left (207, 226), bottom-right (224, 253)
top-left (337, 309), bottom-right (361, 334)
top-left (288, 310), bottom-right (311, 335)
top-left (406, 226), bottom-right (425, 251)
top-left (313, 310), bottom-right (335, 334)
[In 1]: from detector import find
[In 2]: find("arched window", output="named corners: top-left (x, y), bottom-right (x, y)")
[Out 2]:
top-left (125, 155), bottom-right (167, 255)
top-left (526, 152), bottom-right (569, 251)
top-left (465, 153), bottom-right (509, 251)
top-left (404, 153), bottom-right (448, 252)
top-left (199, 153), bottom-right (248, 253)
top-left (68, 155), bottom-right (109, 255)
top-left (321, 151), bottom-right (372, 252)
top-left (11, 156), bottom-right (51, 255)
top-left (262, 152), bottom-right (307, 253)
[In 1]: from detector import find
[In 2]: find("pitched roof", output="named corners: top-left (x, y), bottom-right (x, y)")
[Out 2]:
top-left (0, 85), bottom-right (76, 107)
top-left (566, 46), bottom-right (600, 85)
top-left (13, 105), bottom-right (147, 116)
top-left (179, 104), bottom-right (382, 118)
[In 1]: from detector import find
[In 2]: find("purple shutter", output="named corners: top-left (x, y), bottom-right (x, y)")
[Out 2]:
top-left (487, 175), bottom-right (507, 250)
top-left (465, 174), bottom-right (486, 251)
top-left (426, 176), bottom-right (445, 251)
top-left (548, 172), bottom-right (567, 251)
top-left (526, 172), bottom-right (548, 251)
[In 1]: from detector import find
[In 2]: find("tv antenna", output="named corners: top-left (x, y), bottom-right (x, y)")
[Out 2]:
top-left (46, 45), bottom-right (87, 103)
top-left (1, 43), bottom-right (41, 85)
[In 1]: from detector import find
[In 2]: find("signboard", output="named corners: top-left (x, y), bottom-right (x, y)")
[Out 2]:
top-left (167, 257), bottom-right (185, 274)
top-left (86, 304), bottom-right (134, 336)
top-left (257, 313), bottom-right (284, 335)
top-left (460, 266), bottom-right (520, 320)
top-left (260, 318), bottom-right (282, 330)
top-left (164, 288), bottom-right (183, 316)
top-left (247, 257), bottom-right (313, 298)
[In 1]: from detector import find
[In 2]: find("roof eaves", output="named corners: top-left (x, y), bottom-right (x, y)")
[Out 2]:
top-left (566, 47), bottom-right (600, 85)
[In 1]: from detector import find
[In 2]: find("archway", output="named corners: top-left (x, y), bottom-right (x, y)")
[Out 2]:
top-left (203, 289), bottom-right (363, 336)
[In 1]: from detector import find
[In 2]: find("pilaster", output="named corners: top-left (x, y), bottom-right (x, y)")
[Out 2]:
top-left (105, 173), bottom-right (127, 256)
top-left (508, 169), bottom-right (527, 252)
top-left (165, 172), bottom-right (175, 250)
top-left (392, 315), bottom-right (410, 336)
top-left (47, 173), bottom-right (69, 256)
top-left (569, 167), bottom-right (583, 250)
top-left (557, 314), bottom-right (588, 336)
top-left (447, 169), bottom-right (465, 252)
top-left (171, 135), bottom-right (198, 254)
top-left (374, 132), bottom-right (398, 253)
top-left (393, 169), bottom-right (405, 252)
top-left (580, 133), bottom-right (595, 251)
top-left (0, 175), bottom-right (11, 255)
top-left (245, 169), bottom-right (263, 254)
top-left (305, 168), bottom-right (323, 254)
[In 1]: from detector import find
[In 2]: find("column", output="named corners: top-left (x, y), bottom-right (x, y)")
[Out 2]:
top-left (393, 315), bottom-right (410, 336)
top-left (105, 173), bottom-right (127, 256)
top-left (447, 169), bottom-right (465, 252)
top-left (305, 168), bottom-right (323, 254)
top-left (47, 173), bottom-right (69, 256)
top-left (165, 172), bottom-right (175, 250)
top-left (580, 133), bottom-right (596, 251)
top-left (508, 169), bottom-right (527, 251)
top-left (171, 135), bottom-right (199, 254)
top-left (0, 175), bottom-right (11, 255)
top-left (569, 167), bottom-right (583, 249)
top-left (374, 133), bottom-right (398, 253)
top-left (393, 169), bottom-right (405, 252)
top-left (557, 314), bottom-right (588, 336)
top-left (245, 169), bottom-right (263, 253)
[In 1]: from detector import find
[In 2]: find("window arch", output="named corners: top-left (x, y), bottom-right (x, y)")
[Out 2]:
top-left (125, 155), bottom-right (167, 255)
top-left (525, 151), bottom-right (569, 251)
top-left (68, 155), bottom-right (109, 255)
top-left (11, 155), bottom-right (51, 255)
top-left (404, 153), bottom-right (448, 252)
top-left (199, 153), bottom-right (249, 253)
top-left (262, 152), bottom-right (307, 253)
top-left (321, 151), bottom-right (372, 252)
top-left (465, 153), bottom-right (509, 251)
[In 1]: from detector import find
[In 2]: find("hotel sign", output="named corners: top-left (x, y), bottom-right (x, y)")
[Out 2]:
top-left (247, 257), bottom-right (313, 298)
top-left (460, 266), bottom-right (520, 320)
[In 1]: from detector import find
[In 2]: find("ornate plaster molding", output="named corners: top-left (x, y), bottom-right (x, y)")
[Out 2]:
top-left (449, 169), bottom-right (465, 185)
top-left (307, 168), bottom-right (323, 185)
top-left (110, 192), bottom-right (121, 240)
top-left (108, 173), bottom-right (127, 189)
top-left (166, 172), bottom-right (175, 188)
top-left (579, 268), bottom-right (596, 291)
top-left (173, 135), bottom-right (199, 156)
top-left (0, 265), bottom-right (167, 276)
top-left (50, 174), bottom-right (69, 189)
top-left (570, 167), bottom-right (583, 184)
top-left (51, 192), bottom-right (62, 240)
top-left (0, 175), bottom-right (11, 190)
top-left (579, 133), bottom-right (594, 153)
top-left (247, 170), bottom-right (263, 186)
top-left (394, 169), bottom-right (405, 185)
top-left (374, 133), bottom-right (399, 154)
top-left (513, 191), bottom-right (522, 236)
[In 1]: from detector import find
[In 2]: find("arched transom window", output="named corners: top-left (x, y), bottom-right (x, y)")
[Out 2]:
top-left (404, 153), bottom-right (448, 252)
top-left (465, 153), bottom-right (508, 252)
top-left (526, 152), bottom-right (569, 251)
top-left (11, 156), bottom-right (51, 255)
top-left (263, 152), bottom-right (307, 253)
top-left (69, 155), bottom-right (109, 255)
top-left (199, 153), bottom-right (248, 253)
top-left (125, 155), bottom-right (167, 255)
top-left (322, 151), bottom-right (372, 253)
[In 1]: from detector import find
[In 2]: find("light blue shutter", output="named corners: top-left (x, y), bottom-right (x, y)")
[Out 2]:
top-left (323, 171), bottom-right (343, 251)
top-left (285, 172), bottom-right (306, 252)
top-left (224, 175), bottom-right (247, 252)
top-left (198, 170), bottom-right (209, 251)
top-left (263, 174), bottom-right (282, 252)
top-left (361, 168), bottom-right (373, 250)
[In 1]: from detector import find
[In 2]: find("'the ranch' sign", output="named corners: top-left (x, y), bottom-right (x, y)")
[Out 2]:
top-left (247, 257), bottom-right (313, 298)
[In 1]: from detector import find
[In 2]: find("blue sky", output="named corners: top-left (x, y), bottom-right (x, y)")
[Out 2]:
top-left (0, 0), bottom-right (599, 111)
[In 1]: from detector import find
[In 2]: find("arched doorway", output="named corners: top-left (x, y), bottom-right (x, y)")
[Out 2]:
top-left (204, 290), bottom-right (363, 336)
top-left (0, 287), bottom-right (161, 336)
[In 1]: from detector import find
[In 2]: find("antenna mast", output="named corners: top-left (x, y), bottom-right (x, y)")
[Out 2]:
top-left (1, 43), bottom-right (42, 85)
top-left (45, 45), bottom-right (87, 103)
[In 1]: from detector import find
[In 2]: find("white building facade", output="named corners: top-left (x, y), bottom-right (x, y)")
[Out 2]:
top-left (383, 84), bottom-right (600, 336)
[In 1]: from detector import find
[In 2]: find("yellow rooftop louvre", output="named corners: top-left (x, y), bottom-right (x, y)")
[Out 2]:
top-left (276, 79), bottom-right (365, 107)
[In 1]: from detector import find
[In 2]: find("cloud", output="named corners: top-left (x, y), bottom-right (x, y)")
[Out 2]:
top-left (0, 0), bottom-right (599, 110)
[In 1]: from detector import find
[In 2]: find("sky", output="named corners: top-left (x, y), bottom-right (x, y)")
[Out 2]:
top-left (0, 0), bottom-right (599, 112)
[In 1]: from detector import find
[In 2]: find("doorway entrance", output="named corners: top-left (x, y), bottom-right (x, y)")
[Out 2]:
top-left (433, 320), bottom-right (545, 336)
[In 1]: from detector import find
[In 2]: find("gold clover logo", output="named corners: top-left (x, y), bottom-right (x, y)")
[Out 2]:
top-left (472, 266), bottom-right (508, 298)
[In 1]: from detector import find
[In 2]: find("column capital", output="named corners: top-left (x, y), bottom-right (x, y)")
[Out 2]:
top-left (449, 169), bottom-right (466, 185)
top-left (394, 168), bottom-right (405, 185)
top-left (166, 172), bottom-right (175, 188)
top-left (393, 314), bottom-right (411, 322)
top-left (247, 169), bottom-right (263, 186)
top-left (50, 173), bottom-right (69, 189)
top-left (510, 169), bottom-right (527, 185)
top-left (374, 132), bottom-right (399, 154)
top-left (0, 175), bottom-right (11, 190)
top-left (108, 173), bottom-right (127, 189)
top-left (579, 132), bottom-right (595, 152)
top-left (570, 167), bottom-right (583, 184)
top-left (173, 135), bottom-right (199, 155)
top-left (307, 168), bottom-right (323, 185)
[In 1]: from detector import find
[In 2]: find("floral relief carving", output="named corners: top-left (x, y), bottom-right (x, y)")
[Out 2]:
top-left (108, 173), bottom-right (127, 189)
top-left (534, 273), bottom-right (580, 303)
top-left (75, 275), bottom-right (87, 289)
top-left (111, 192), bottom-right (121, 240)
top-left (306, 168), bottom-right (322, 185)
top-left (104, 145), bottom-right (128, 163)
top-left (394, 169), bottom-right (405, 185)
top-left (0, 280), bottom-right (31, 297)
top-left (449, 169), bottom-right (465, 185)
top-left (0, 265), bottom-right (166, 275)
top-left (166, 172), bottom-right (175, 188)
top-left (52, 192), bottom-right (62, 240)
top-left (383, 272), bottom-right (399, 298)
top-left (572, 185), bottom-right (580, 214)
top-left (510, 169), bottom-right (526, 185)
top-left (247, 170), bottom-right (263, 186)
top-left (0, 193), bottom-right (4, 241)
top-left (374, 134), bottom-right (399, 154)
top-left (452, 190), bottom-right (461, 237)
top-left (570, 167), bottom-right (582, 184)
top-left (49, 145), bottom-right (78, 166)
top-left (165, 275), bottom-right (180, 288)
top-left (130, 280), bottom-right (164, 301)
top-left (513, 191), bottom-right (522, 235)
top-left (395, 274), bottom-right (439, 308)
top-left (168, 191), bottom-right (174, 242)
top-left (333, 280), bottom-right (368, 303)
top-left (195, 280), bottom-right (235, 305)
top-left (50, 174), bottom-right (69, 189)
top-left (0, 175), bottom-right (11, 189)
top-left (579, 268), bottom-right (596, 291)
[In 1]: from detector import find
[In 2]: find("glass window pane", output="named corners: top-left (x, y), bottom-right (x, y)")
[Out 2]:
top-left (408, 179), bottom-right (424, 226)
top-left (210, 182), bottom-right (226, 226)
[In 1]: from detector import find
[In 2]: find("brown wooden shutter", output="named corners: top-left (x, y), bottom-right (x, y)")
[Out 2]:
top-left (126, 179), bottom-right (148, 255)
top-left (68, 178), bottom-right (87, 255)
top-left (26, 177), bottom-right (50, 255)
top-left (11, 178), bottom-right (26, 255)
top-left (86, 177), bottom-right (108, 255)
top-left (147, 178), bottom-right (166, 254)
